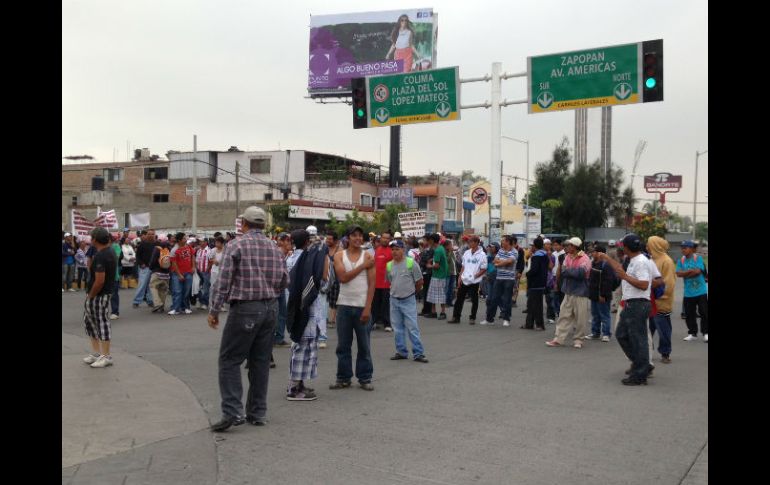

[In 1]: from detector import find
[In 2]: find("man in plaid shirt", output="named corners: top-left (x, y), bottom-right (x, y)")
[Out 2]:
top-left (208, 206), bottom-right (289, 432)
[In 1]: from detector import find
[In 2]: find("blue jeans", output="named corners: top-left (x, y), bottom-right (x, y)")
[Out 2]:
top-left (445, 274), bottom-right (456, 306)
top-left (171, 273), bottom-right (193, 311)
top-left (390, 295), bottom-right (425, 358)
top-left (275, 289), bottom-right (287, 343)
top-left (111, 280), bottom-right (120, 315)
top-left (485, 278), bottom-right (515, 322)
top-left (62, 263), bottom-right (74, 289)
top-left (552, 290), bottom-right (563, 318)
top-left (197, 271), bottom-right (211, 306)
top-left (483, 272), bottom-right (496, 298)
top-left (218, 299), bottom-right (277, 419)
top-left (616, 300), bottom-right (652, 380)
top-left (650, 313), bottom-right (672, 357)
top-left (335, 305), bottom-right (373, 383)
top-left (132, 266), bottom-right (154, 306)
top-left (591, 299), bottom-right (612, 337)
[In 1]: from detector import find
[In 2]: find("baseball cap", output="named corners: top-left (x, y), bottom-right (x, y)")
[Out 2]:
top-left (622, 233), bottom-right (643, 251)
top-left (64, 232), bottom-right (72, 237)
top-left (680, 240), bottom-right (696, 248)
top-left (389, 240), bottom-right (405, 249)
top-left (608, 239), bottom-right (616, 247)
top-left (347, 225), bottom-right (364, 237)
top-left (239, 206), bottom-right (266, 224)
top-left (565, 237), bottom-right (582, 248)
top-left (306, 225), bottom-right (318, 235)
top-left (393, 231), bottom-right (403, 238)
top-left (543, 238), bottom-right (551, 244)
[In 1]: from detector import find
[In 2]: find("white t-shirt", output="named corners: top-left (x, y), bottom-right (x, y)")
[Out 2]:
top-left (553, 249), bottom-right (565, 276)
top-left (460, 247), bottom-right (487, 285)
top-left (622, 254), bottom-right (652, 301)
top-left (395, 29), bottom-right (411, 49)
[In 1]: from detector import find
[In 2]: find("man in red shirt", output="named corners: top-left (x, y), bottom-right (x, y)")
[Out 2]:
top-left (372, 231), bottom-right (393, 332)
top-left (169, 232), bottom-right (195, 315)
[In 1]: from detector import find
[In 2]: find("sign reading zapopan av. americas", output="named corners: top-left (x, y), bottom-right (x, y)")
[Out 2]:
top-left (366, 66), bottom-right (460, 127)
top-left (644, 173), bottom-right (682, 192)
top-left (529, 41), bottom-right (650, 113)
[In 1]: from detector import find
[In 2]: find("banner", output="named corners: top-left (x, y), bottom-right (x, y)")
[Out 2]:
top-left (379, 187), bottom-right (414, 206)
top-left (309, 8), bottom-right (437, 93)
top-left (397, 211), bottom-right (427, 238)
top-left (235, 217), bottom-right (243, 236)
top-left (95, 207), bottom-right (118, 229)
top-left (129, 212), bottom-right (150, 228)
top-left (71, 209), bottom-right (95, 238)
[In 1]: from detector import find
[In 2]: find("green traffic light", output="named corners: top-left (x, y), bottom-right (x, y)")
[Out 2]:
top-left (645, 77), bottom-right (657, 89)
top-left (356, 108), bottom-right (365, 118)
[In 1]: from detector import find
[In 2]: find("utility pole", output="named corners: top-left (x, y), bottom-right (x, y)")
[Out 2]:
top-left (192, 135), bottom-right (197, 235)
top-left (235, 160), bottom-right (240, 219)
top-left (693, 149), bottom-right (707, 239)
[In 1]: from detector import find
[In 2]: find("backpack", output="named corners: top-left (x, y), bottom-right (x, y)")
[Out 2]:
top-left (387, 257), bottom-right (415, 280)
top-left (159, 247), bottom-right (171, 269)
top-left (681, 254), bottom-right (708, 283)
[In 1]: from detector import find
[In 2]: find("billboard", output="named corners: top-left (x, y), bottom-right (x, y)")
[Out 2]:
top-left (309, 8), bottom-right (438, 95)
top-left (644, 172), bottom-right (682, 193)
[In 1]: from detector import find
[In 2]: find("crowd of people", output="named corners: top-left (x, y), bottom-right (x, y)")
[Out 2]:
top-left (69, 211), bottom-right (708, 429)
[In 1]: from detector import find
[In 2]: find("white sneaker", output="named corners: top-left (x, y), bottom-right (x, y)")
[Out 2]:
top-left (318, 342), bottom-right (327, 349)
top-left (601, 336), bottom-right (610, 342)
top-left (183, 309), bottom-right (193, 314)
top-left (683, 334), bottom-right (698, 341)
top-left (703, 333), bottom-right (708, 343)
top-left (90, 355), bottom-right (113, 368)
top-left (384, 326), bottom-right (393, 332)
top-left (109, 314), bottom-right (119, 320)
top-left (479, 320), bottom-right (494, 326)
top-left (547, 319), bottom-right (555, 324)
top-left (62, 289), bottom-right (65, 292)
top-left (68, 288), bottom-right (77, 292)
top-left (168, 310), bottom-right (180, 315)
top-left (502, 321), bottom-right (510, 327)
top-left (83, 353), bottom-right (100, 364)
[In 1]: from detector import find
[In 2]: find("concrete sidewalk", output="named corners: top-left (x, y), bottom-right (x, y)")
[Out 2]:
top-left (62, 281), bottom-right (707, 484)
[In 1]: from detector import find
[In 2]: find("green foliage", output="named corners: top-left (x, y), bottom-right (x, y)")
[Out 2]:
top-left (631, 214), bottom-right (668, 240)
top-left (372, 203), bottom-right (408, 234)
top-left (695, 222), bottom-right (708, 242)
top-left (267, 203), bottom-right (289, 234)
top-left (326, 209), bottom-right (377, 237)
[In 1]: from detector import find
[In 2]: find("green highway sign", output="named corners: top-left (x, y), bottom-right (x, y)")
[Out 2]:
top-left (528, 40), bottom-right (663, 114)
top-left (365, 66), bottom-right (460, 127)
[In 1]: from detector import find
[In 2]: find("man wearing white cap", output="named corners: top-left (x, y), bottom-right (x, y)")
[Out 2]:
top-left (546, 237), bottom-right (592, 349)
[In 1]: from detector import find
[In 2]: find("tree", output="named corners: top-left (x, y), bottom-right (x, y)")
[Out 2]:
top-left (541, 199), bottom-right (562, 233)
top-left (371, 203), bottom-right (408, 234)
top-left (614, 186), bottom-right (636, 229)
top-left (695, 222), bottom-right (708, 242)
top-left (631, 214), bottom-right (667, 240)
top-left (527, 137), bottom-right (572, 230)
top-left (326, 209), bottom-right (376, 238)
top-left (642, 200), bottom-right (661, 215)
top-left (267, 203), bottom-right (290, 234)
top-left (460, 170), bottom-right (488, 183)
top-left (559, 162), bottom-right (604, 237)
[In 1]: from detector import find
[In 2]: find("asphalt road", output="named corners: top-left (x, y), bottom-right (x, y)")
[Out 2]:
top-left (62, 278), bottom-right (707, 485)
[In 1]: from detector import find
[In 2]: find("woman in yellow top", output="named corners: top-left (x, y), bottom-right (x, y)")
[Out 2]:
top-left (386, 14), bottom-right (420, 73)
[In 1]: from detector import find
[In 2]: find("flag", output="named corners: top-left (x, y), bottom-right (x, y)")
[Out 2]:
top-left (71, 209), bottom-right (95, 238)
top-left (95, 206), bottom-right (118, 229)
top-left (129, 212), bottom-right (150, 228)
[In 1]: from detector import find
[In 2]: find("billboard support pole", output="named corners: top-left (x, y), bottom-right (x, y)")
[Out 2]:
top-left (490, 62), bottom-right (502, 243)
top-left (389, 126), bottom-right (400, 187)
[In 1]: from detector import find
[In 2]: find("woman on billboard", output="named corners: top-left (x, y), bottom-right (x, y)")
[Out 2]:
top-left (386, 14), bottom-right (421, 72)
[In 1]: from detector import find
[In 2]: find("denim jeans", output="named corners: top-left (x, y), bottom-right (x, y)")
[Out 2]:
top-left (545, 289), bottom-right (555, 320)
top-left (335, 305), bottom-right (373, 383)
top-left (390, 295), bottom-right (425, 358)
top-left (649, 312), bottom-right (672, 357)
top-left (552, 290), bottom-right (563, 318)
top-left (76, 267), bottom-right (89, 290)
top-left (591, 299), bottom-right (612, 337)
top-left (616, 299), bottom-right (652, 380)
top-left (62, 263), bottom-right (74, 290)
top-left (317, 292), bottom-right (328, 342)
top-left (132, 266), bottom-right (154, 306)
top-left (485, 278), bottom-right (515, 322)
top-left (275, 289), bottom-right (287, 343)
top-left (445, 274), bottom-right (456, 306)
top-left (171, 272), bottom-right (193, 311)
top-left (111, 280), bottom-right (120, 315)
top-left (218, 299), bottom-right (277, 419)
top-left (197, 271), bottom-right (211, 306)
top-left (483, 273), bottom-right (496, 299)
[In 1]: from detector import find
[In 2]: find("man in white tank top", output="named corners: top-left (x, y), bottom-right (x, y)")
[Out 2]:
top-left (329, 225), bottom-right (376, 391)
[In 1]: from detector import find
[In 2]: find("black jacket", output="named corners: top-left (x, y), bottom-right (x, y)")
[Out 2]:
top-left (287, 243), bottom-right (328, 343)
top-left (526, 249), bottom-right (549, 290)
top-left (588, 259), bottom-right (616, 301)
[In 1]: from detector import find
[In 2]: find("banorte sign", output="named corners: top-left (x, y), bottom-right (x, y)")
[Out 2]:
top-left (644, 172), bottom-right (682, 193)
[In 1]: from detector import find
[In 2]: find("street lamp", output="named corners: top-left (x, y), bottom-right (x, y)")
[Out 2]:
top-left (502, 136), bottom-right (530, 246)
top-left (693, 149), bottom-right (707, 239)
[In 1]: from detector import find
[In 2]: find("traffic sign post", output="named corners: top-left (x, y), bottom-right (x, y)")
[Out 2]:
top-left (528, 40), bottom-right (663, 114)
top-left (471, 187), bottom-right (488, 205)
top-left (357, 67), bottom-right (461, 128)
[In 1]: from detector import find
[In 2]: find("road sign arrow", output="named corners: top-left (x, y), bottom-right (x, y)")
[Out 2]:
top-left (375, 107), bottom-right (389, 123)
top-left (537, 92), bottom-right (553, 109)
top-left (436, 101), bottom-right (451, 117)
top-left (614, 83), bottom-right (631, 100)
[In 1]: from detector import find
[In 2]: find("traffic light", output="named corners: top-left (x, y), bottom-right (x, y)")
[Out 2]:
top-left (351, 77), bottom-right (368, 129)
top-left (641, 39), bottom-right (663, 103)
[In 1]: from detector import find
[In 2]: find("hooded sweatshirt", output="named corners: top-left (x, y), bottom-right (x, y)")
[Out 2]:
top-left (526, 249), bottom-right (549, 290)
top-left (560, 251), bottom-right (592, 297)
top-left (646, 236), bottom-right (676, 314)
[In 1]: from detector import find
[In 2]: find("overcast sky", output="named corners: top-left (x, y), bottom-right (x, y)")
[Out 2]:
top-left (62, 0), bottom-right (708, 220)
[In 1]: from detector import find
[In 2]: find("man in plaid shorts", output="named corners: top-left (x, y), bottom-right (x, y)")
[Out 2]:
top-left (425, 233), bottom-right (449, 320)
top-left (82, 227), bottom-right (118, 368)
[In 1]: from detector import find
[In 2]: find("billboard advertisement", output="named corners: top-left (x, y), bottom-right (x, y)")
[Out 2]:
top-left (309, 8), bottom-right (438, 95)
top-left (644, 172), bottom-right (682, 192)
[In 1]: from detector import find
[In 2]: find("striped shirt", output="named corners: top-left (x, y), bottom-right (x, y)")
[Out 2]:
top-left (195, 246), bottom-right (211, 273)
top-left (209, 229), bottom-right (289, 316)
top-left (495, 248), bottom-right (518, 280)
